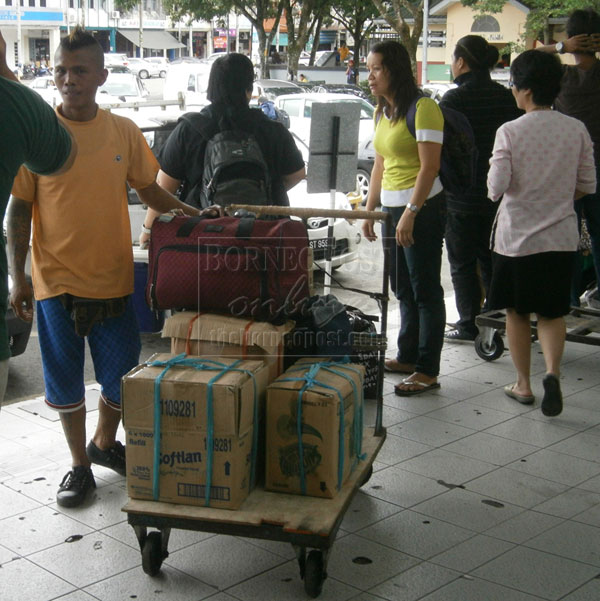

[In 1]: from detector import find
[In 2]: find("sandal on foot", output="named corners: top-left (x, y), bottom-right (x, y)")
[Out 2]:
top-left (384, 359), bottom-right (416, 374)
top-left (394, 378), bottom-right (440, 397)
top-left (541, 374), bottom-right (563, 417)
top-left (503, 385), bottom-right (535, 405)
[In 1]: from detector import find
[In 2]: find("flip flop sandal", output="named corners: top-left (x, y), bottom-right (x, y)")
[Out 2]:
top-left (503, 385), bottom-right (535, 405)
top-left (394, 378), bottom-right (441, 397)
top-left (541, 374), bottom-right (563, 417)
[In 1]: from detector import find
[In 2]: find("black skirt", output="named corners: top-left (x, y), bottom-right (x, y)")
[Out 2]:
top-left (488, 251), bottom-right (576, 318)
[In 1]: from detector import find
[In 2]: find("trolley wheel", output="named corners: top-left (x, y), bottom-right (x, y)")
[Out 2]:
top-left (360, 464), bottom-right (373, 487)
top-left (474, 331), bottom-right (505, 362)
top-left (304, 550), bottom-right (325, 598)
top-left (141, 531), bottom-right (166, 576)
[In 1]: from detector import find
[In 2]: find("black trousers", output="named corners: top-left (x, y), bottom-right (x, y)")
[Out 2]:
top-left (445, 210), bottom-right (496, 336)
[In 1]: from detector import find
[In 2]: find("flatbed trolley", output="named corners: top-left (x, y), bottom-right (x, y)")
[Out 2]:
top-left (474, 305), bottom-right (600, 362)
top-left (123, 206), bottom-right (391, 598)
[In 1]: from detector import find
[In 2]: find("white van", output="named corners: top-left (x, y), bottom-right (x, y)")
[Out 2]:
top-left (163, 61), bottom-right (211, 108)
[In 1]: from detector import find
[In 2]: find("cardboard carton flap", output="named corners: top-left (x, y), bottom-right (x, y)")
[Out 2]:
top-left (162, 312), bottom-right (294, 357)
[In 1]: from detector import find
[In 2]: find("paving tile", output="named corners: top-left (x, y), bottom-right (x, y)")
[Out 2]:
top-left (381, 390), bottom-right (457, 415)
top-left (0, 542), bottom-right (18, 564)
top-left (388, 416), bottom-right (476, 448)
top-left (466, 466), bottom-right (568, 508)
top-left (326, 533), bottom-right (419, 589)
top-left (0, 482), bottom-right (42, 520)
top-left (578, 473), bottom-right (600, 493)
top-left (484, 509), bottom-right (564, 544)
top-left (432, 375), bottom-right (496, 401)
top-left (560, 579), bottom-right (600, 600)
top-left (358, 509), bottom-right (473, 559)
top-left (368, 561), bottom-right (459, 601)
top-left (533, 487), bottom-right (600, 519)
top-left (340, 490), bottom-right (403, 533)
top-left (374, 433), bottom-right (432, 466)
top-left (101, 520), bottom-right (217, 553)
top-left (0, 505), bottom-right (94, 556)
top-left (442, 432), bottom-right (539, 466)
top-left (50, 482), bottom-right (129, 530)
top-left (0, 556), bottom-right (75, 601)
top-left (572, 502), bottom-right (600, 527)
top-left (240, 537), bottom-right (297, 560)
top-left (412, 487), bottom-right (524, 532)
top-left (380, 405), bottom-right (419, 428)
top-left (484, 415), bottom-right (577, 447)
top-left (430, 534), bottom-right (514, 573)
top-left (28, 532), bottom-right (140, 588)
top-left (506, 449), bottom-right (600, 487)
top-left (84, 565), bottom-right (216, 600)
top-left (51, 592), bottom-right (99, 601)
top-left (447, 363), bottom-right (517, 385)
top-left (397, 448), bottom-right (496, 483)
top-left (524, 405), bottom-right (600, 432)
top-left (525, 520), bottom-right (600, 566)
top-left (547, 431), bottom-right (600, 463)
top-left (465, 388), bottom-right (538, 415)
top-left (361, 465), bottom-right (447, 508)
top-left (3, 463), bottom-right (80, 505)
top-left (226, 560), bottom-right (360, 601)
top-left (347, 594), bottom-right (389, 601)
top-left (418, 576), bottom-right (547, 601)
top-left (472, 546), bottom-right (599, 600)
top-left (165, 534), bottom-right (285, 590)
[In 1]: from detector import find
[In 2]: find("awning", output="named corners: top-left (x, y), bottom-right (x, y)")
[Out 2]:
top-left (118, 29), bottom-right (184, 50)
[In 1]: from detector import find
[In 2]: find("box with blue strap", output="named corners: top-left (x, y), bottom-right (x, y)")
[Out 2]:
top-left (122, 353), bottom-right (268, 510)
top-left (265, 357), bottom-right (365, 499)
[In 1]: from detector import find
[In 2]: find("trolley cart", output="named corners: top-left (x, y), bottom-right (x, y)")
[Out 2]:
top-left (123, 206), bottom-right (391, 598)
top-left (474, 306), bottom-right (600, 361)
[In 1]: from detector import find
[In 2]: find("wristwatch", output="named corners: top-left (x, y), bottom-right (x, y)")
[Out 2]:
top-left (141, 224), bottom-right (152, 235)
top-left (556, 41), bottom-right (566, 54)
top-left (406, 202), bottom-right (420, 214)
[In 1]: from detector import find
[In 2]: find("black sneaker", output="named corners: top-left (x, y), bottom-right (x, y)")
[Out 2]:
top-left (444, 329), bottom-right (477, 343)
top-left (57, 466), bottom-right (96, 507)
top-left (86, 440), bottom-right (126, 476)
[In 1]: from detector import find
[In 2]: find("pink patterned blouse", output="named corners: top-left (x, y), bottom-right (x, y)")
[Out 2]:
top-left (487, 110), bottom-right (596, 257)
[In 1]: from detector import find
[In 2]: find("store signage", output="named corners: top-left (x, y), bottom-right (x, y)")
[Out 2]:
top-left (120, 18), bottom-right (167, 28)
top-left (482, 33), bottom-right (504, 41)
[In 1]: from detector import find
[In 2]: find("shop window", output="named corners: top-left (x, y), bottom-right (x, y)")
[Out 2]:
top-left (28, 0), bottom-right (34, 6)
top-left (89, 0), bottom-right (93, 7)
top-left (5, 0), bottom-right (12, 5)
top-left (471, 15), bottom-right (500, 32)
top-left (40, 0), bottom-right (46, 5)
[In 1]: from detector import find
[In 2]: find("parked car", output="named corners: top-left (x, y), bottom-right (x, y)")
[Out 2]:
top-left (104, 53), bottom-right (129, 68)
top-left (163, 61), bottom-right (212, 107)
top-left (421, 82), bottom-right (457, 102)
top-left (274, 92), bottom-right (375, 201)
top-left (125, 57), bottom-right (163, 79)
top-left (252, 79), bottom-right (303, 101)
top-left (145, 56), bottom-right (170, 77)
top-left (311, 83), bottom-right (372, 102)
top-left (97, 72), bottom-right (149, 103)
top-left (27, 76), bottom-right (61, 106)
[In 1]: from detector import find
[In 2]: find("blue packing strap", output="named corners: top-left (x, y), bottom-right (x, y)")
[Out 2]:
top-left (278, 358), bottom-right (364, 493)
top-left (146, 355), bottom-right (258, 505)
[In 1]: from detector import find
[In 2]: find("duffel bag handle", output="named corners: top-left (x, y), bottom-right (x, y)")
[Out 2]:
top-left (175, 214), bottom-right (256, 240)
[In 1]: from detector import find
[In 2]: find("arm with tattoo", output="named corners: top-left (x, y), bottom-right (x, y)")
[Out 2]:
top-left (7, 197), bottom-right (34, 321)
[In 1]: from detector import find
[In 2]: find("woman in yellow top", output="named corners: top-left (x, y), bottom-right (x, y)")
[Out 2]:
top-left (362, 40), bottom-right (446, 396)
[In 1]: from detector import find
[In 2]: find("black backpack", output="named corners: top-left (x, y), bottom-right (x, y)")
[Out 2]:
top-left (405, 96), bottom-right (478, 196)
top-left (180, 112), bottom-right (272, 209)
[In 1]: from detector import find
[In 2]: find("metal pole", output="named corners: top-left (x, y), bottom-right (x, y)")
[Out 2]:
top-left (138, 2), bottom-right (143, 57)
top-left (17, 1), bottom-right (22, 68)
top-left (421, 0), bottom-right (429, 85)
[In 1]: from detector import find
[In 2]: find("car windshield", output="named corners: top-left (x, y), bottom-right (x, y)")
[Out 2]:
top-left (100, 79), bottom-right (140, 96)
top-left (265, 86), bottom-right (303, 97)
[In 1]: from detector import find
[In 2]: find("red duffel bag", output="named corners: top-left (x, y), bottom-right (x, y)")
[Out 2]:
top-left (146, 214), bottom-right (311, 321)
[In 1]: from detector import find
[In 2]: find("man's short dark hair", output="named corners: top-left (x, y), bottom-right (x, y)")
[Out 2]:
top-left (206, 53), bottom-right (254, 107)
top-left (566, 8), bottom-right (600, 39)
top-left (510, 50), bottom-right (562, 106)
top-left (58, 26), bottom-right (104, 69)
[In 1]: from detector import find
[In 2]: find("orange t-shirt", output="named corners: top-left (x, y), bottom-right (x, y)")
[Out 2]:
top-left (12, 108), bottom-right (159, 300)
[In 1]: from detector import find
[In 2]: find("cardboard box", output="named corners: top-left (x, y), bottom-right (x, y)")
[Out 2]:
top-left (265, 358), bottom-right (364, 498)
top-left (122, 353), bottom-right (268, 509)
top-left (162, 312), bottom-right (295, 383)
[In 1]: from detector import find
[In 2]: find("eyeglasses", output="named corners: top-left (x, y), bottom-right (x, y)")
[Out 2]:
top-left (508, 79), bottom-right (514, 88)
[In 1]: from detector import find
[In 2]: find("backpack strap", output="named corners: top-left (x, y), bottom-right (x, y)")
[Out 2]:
top-left (405, 94), bottom-right (424, 139)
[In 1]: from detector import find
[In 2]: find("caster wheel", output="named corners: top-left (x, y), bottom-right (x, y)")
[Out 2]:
top-left (304, 550), bottom-right (325, 598)
top-left (474, 331), bottom-right (504, 362)
top-left (360, 465), bottom-right (373, 487)
top-left (141, 531), bottom-right (166, 576)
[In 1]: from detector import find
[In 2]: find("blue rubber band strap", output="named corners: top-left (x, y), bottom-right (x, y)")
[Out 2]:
top-left (278, 359), bottom-right (363, 492)
top-left (147, 355), bottom-right (258, 505)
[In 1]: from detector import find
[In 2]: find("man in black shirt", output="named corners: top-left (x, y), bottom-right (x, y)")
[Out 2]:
top-left (139, 53), bottom-right (305, 245)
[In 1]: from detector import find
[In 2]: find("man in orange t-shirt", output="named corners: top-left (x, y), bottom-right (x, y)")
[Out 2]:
top-left (8, 28), bottom-right (198, 508)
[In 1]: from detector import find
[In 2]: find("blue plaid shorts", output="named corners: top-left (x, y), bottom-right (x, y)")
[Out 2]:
top-left (37, 296), bottom-right (141, 411)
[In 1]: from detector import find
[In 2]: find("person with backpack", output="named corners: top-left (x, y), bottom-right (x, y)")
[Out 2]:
top-left (362, 40), bottom-right (446, 397)
top-left (139, 53), bottom-right (305, 246)
top-left (487, 50), bottom-right (595, 416)
top-left (258, 94), bottom-right (290, 128)
top-left (440, 35), bottom-right (522, 343)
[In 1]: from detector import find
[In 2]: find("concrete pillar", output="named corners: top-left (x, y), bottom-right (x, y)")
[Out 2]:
top-left (49, 28), bottom-right (61, 66)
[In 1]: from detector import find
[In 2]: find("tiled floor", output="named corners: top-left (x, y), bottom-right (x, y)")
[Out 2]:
top-left (2, 306), bottom-right (600, 601)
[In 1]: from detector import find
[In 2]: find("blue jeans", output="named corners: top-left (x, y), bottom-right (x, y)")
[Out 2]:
top-left (572, 170), bottom-right (600, 304)
top-left (383, 194), bottom-right (446, 377)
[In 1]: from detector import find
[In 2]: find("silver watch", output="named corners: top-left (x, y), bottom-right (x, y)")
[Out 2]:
top-left (406, 202), bottom-right (420, 214)
top-left (556, 41), bottom-right (566, 54)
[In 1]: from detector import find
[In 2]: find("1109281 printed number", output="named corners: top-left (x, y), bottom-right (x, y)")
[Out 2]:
top-left (160, 399), bottom-right (196, 418)
top-left (204, 437), bottom-right (232, 453)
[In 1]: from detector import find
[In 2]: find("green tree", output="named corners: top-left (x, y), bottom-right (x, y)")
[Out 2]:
top-left (369, 0), bottom-right (425, 75)
top-left (331, 0), bottom-right (379, 70)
